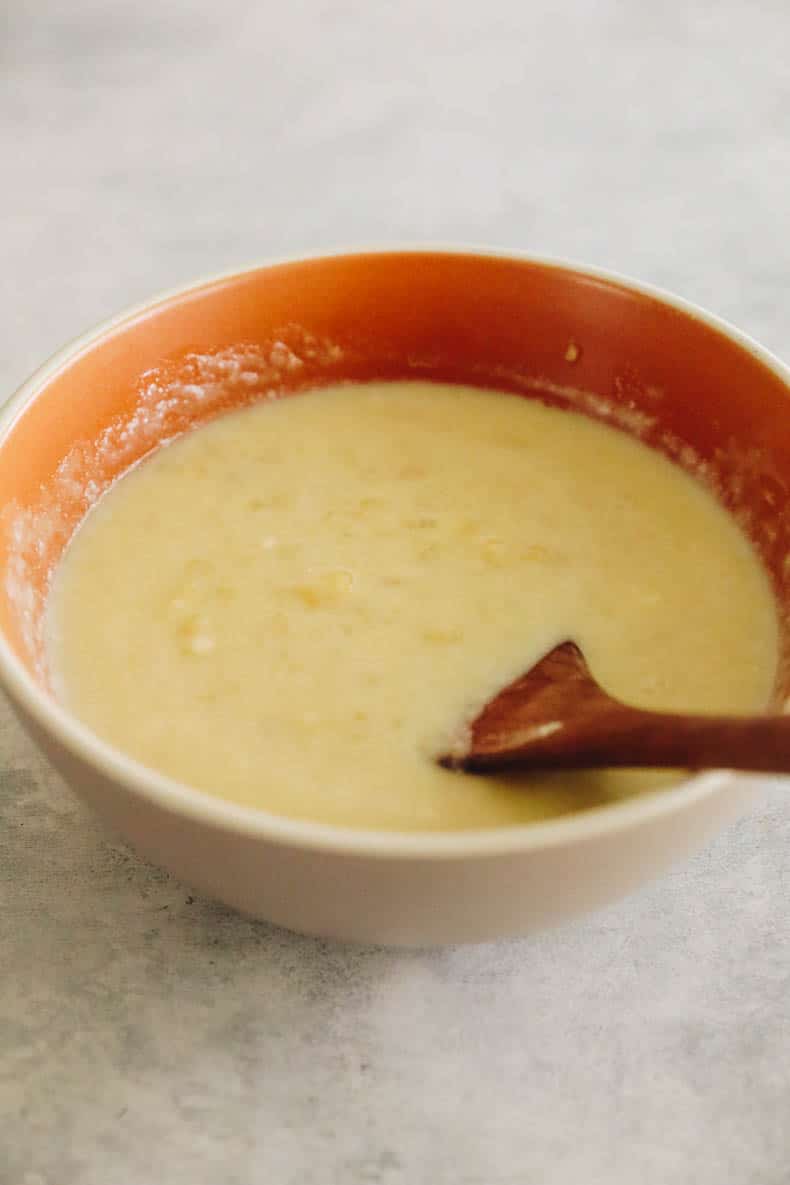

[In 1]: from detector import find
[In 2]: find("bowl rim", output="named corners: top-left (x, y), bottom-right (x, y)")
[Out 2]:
top-left (2, 243), bottom-right (788, 859)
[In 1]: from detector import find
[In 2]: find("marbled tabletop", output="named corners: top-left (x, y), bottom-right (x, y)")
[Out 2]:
top-left (1, 2), bottom-right (789, 1182)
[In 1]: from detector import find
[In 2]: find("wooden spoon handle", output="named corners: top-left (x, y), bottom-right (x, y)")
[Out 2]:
top-left (466, 706), bottom-right (790, 773)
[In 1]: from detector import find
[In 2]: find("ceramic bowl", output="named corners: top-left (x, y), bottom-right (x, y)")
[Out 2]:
top-left (2, 248), bottom-right (789, 945)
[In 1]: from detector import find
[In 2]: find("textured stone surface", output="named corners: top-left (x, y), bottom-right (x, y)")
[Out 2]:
top-left (2, 2), bottom-right (790, 1182)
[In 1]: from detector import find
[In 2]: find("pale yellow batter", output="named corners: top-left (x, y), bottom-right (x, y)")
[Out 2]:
top-left (47, 382), bottom-right (778, 830)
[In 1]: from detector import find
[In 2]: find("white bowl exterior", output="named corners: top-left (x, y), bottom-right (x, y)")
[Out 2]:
top-left (11, 693), bottom-right (759, 945)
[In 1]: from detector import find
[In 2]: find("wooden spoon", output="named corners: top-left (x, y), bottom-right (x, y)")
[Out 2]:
top-left (439, 640), bottom-right (790, 774)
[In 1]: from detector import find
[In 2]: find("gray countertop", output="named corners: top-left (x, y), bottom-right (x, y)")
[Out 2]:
top-left (2, 2), bottom-right (790, 1182)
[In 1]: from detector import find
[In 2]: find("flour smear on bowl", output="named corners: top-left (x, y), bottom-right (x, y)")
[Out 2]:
top-left (46, 381), bottom-right (778, 830)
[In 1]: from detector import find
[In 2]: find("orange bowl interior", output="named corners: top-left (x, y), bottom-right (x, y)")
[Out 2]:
top-left (2, 250), bottom-right (790, 699)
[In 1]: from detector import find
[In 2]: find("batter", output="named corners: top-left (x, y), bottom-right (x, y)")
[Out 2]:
top-left (46, 382), bottom-right (778, 830)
